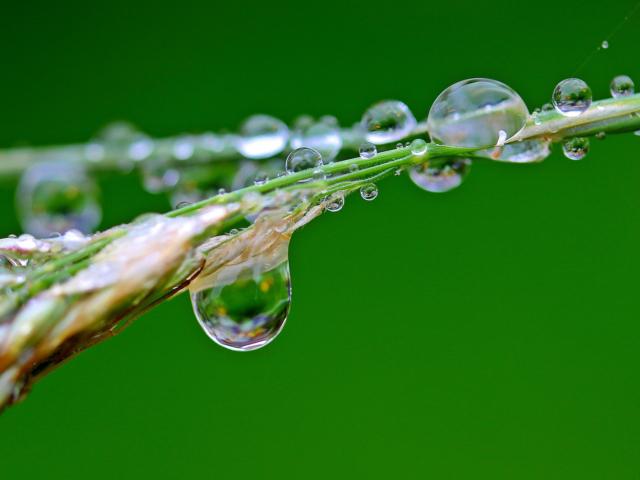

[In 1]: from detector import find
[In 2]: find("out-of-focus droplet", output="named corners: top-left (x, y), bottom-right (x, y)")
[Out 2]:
top-left (359, 142), bottom-right (377, 159)
top-left (325, 192), bottom-right (345, 212)
top-left (361, 100), bottom-right (417, 144)
top-left (128, 137), bottom-right (154, 161)
top-left (595, 131), bottom-right (606, 140)
top-left (409, 158), bottom-right (471, 193)
top-left (253, 171), bottom-right (268, 185)
top-left (191, 261), bottom-right (291, 351)
top-left (601, 40), bottom-right (609, 49)
top-left (552, 78), bottom-right (592, 117)
top-left (236, 115), bottom-right (289, 159)
top-left (610, 75), bottom-right (634, 98)
top-left (290, 122), bottom-right (342, 162)
top-left (17, 162), bottom-right (101, 237)
top-left (562, 137), bottom-right (590, 160)
top-left (427, 78), bottom-right (529, 148)
top-left (360, 184), bottom-right (378, 201)
top-left (173, 136), bottom-right (195, 160)
top-left (285, 147), bottom-right (323, 175)
top-left (485, 139), bottom-right (551, 164)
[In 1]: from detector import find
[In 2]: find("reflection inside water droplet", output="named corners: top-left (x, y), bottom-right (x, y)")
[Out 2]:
top-left (409, 158), bottom-right (471, 193)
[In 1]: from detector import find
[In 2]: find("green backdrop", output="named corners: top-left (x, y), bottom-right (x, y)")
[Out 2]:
top-left (1, 0), bottom-right (640, 477)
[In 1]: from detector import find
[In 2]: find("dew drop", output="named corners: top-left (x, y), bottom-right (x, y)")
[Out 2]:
top-left (359, 142), bottom-right (377, 159)
top-left (285, 147), bottom-right (323, 175)
top-left (290, 122), bottom-right (342, 162)
top-left (541, 103), bottom-right (554, 112)
top-left (253, 172), bottom-right (268, 185)
top-left (562, 137), bottom-right (590, 160)
top-left (349, 163), bottom-right (359, 173)
top-left (17, 162), bottom-right (101, 237)
top-left (360, 184), bottom-right (378, 201)
top-left (325, 192), bottom-right (345, 212)
top-left (485, 139), bottom-right (551, 164)
top-left (610, 75), bottom-right (635, 98)
top-left (191, 261), bottom-right (291, 351)
top-left (361, 100), bottom-right (417, 144)
top-left (312, 168), bottom-right (327, 181)
top-left (552, 78), bottom-right (592, 117)
top-left (601, 40), bottom-right (609, 49)
top-left (236, 115), bottom-right (289, 159)
top-left (409, 158), bottom-right (471, 193)
top-left (427, 78), bottom-right (529, 148)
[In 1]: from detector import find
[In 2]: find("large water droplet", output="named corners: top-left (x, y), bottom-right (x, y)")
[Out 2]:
top-left (359, 142), bottom-right (377, 159)
top-left (427, 78), bottom-right (529, 148)
top-left (562, 137), bottom-right (590, 160)
top-left (236, 115), bottom-right (289, 159)
top-left (409, 158), bottom-right (471, 193)
top-left (361, 100), bottom-right (417, 144)
top-left (285, 147), bottom-right (323, 175)
top-left (552, 78), bottom-right (592, 117)
top-left (483, 139), bottom-right (551, 164)
top-left (325, 192), bottom-right (345, 212)
top-left (17, 162), bottom-right (101, 237)
top-left (192, 261), bottom-right (291, 351)
top-left (610, 75), bottom-right (635, 98)
top-left (290, 121), bottom-right (342, 162)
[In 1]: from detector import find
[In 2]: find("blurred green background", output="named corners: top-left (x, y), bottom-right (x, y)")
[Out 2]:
top-left (1, 0), bottom-right (640, 477)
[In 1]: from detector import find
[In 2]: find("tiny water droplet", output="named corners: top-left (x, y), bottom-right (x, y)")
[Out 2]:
top-left (360, 184), bottom-right (378, 201)
top-left (359, 142), bottom-right (377, 159)
top-left (552, 78), bottom-right (592, 117)
top-left (319, 115), bottom-right (339, 127)
top-left (290, 121), bottom-right (342, 163)
top-left (173, 137), bottom-right (195, 160)
top-left (427, 78), bottom-right (529, 148)
top-left (410, 138), bottom-right (428, 156)
top-left (484, 139), bottom-right (551, 164)
top-left (595, 131), bottom-right (606, 140)
top-left (361, 100), bottom-right (417, 144)
top-left (409, 158), bottom-right (471, 193)
top-left (191, 261), bottom-right (291, 351)
top-left (174, 201), bottom-right (192, 209)
top-left (396, 142), bottom-right (404, 149)
top-left (601, 40), bottom-right (609, 49)
top-left (236, 115), bottom-right (289, 159)
top-left (253, 172), bottom-right (268, 185)
top-left (285, 147), bottom-right (323, 175)
top-left (325, 192), bottom-right (345, 212)
top-left (312, 168), bottom-right (327, 181)
top-left (218, 188), bottom-right (227, 195)
top-left (610, 75), bottom-right (635, 98)
top-left (532, 111), bottom-right (542, 125)
top-left (541, 103), bottom-right (554, 112)
top-left (562, 137), bottom-right (590, 160)
top-left (349, 163), bottom-right (359, 172)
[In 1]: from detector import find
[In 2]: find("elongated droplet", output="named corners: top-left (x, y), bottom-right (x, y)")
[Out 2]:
top-left (552, 78), bottom-right (592, 117)
top-left (290, 122), bottom-right (342, 162)
top-left (17, 161), bottom-right (101, 237)
top-left (191, 261), bottom-right (291, 351)
top-left (285, 147), bottom-right (323, 175)
top-left (427, 78), bottom-right (529, 148)
top-left (610, 75), bottom-right (634, 98)
top-left (236, 114), bottom-right (289, 159)
top-left (562, 137), bottom-right (589, 160)
top-left (409, 158), bottom-right (471, 193)
top-left (359, 142), bottom-right (377, 159)
top-left (361, 100), bottom-right (417, 144)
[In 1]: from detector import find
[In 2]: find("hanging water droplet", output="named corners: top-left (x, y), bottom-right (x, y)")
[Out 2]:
top-left (17, 161), bottom-right (101, 237)
top-left (141, 158), bottom-right (180, 193)
top-left (290, 122), bottom-right (342, 162)
top-left (236, 115), bottom-right (289, 159)
top-left (562, 137), bottom-right (590, 160)
top-left (485, 139), bottom-right (551, 164)
top-left (325, 192), bottom-right (345, 212)
top-left (410, 138), bottom-right (428, 156)
top-left (360, 184), bottom-right (378, 201)
top-left (409, 158), bottom-right (471, 193)
top-left (191, 261), bottom-right (291, 351)
top-left (610, 75), bottom-right (635, 98)
top-left (361, 100), bottom-right (417, 144)
top-left (285, 147), bottom-right (323, 175)
top-left (552, 78), bottom-right (592, 117)
top-left (253, 172), bottom-right (268, 185)
top-left (601, 40), bottom-right (609, 49)
top-left (427, 78), bottom-right (529, 148)
top-left (359, 142), bottom-right (377, 159)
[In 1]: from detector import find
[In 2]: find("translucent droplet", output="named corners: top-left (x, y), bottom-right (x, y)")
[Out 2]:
top-left (173, 137), bottom-right (195, 160)
top-left (191, 261), bottom-right (291, 351)
top-left (601, 40), bottom-right (609, 49)
top-left (541, 103), bottom-right (554, 112)
top-left (17, 162), bottom-right (101, 237)
top-left (236, 115), bottom-right (289, 159)
top-left (361, 100), bottom-right (417, 144)
top-left (409, 158), bottom-right (471, 193)
top-left (141, 158), bottom-right (180, 194)
top-left (128, 137), bottom-right (154, 161)
top-left (410, 138), bottom-right (428, 156)
top-left (396, 142), bottom-right (404, 149)
top-left (552, 78), bottom-right (592, 117)
top-left (360, 184), bottom-right (378, 201)
top-left (253, 172), bottom-right (268, 185)
top-left (427, 78), bottom-right (529, 148)
top-left (325, 192), bottom-right (345, 212)
top-left (285, 147), bottom-right (323, 175)
top-left (359, 142), bottom-right (377, 159)
top-left (562, 137), bottom-right (590, 160)
top-left (610, 75), bottom-right (634, 98)
top-left (485, 139), bottom-right (551, 164)
top-left (312, 168), bottom-right (326, 182)
top-left (349, 163), bottom-right (359, 172)
top-left (290, 122), bottom-right (342, 162)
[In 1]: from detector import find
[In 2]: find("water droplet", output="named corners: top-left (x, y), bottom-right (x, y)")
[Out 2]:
top-left (359, 142), bottom-right (377, 159)
top-left (427, 78), bottom-right (529, 148)
top-left (253, 172), bottom-right (268, 185)
top-left (173, 137), bottom-right (195, 160)
top-left (325, 192), bottom-right (345, 212)
top-left (541, 103), bottom-right (554, 112)
top-left (128, 137), bottom-right (154, 161)
top-left (601, 40), bottom-right (609, 49)
top-left (595, 131), bottom-right (606, 140)
top-left (218, 188), bottom-right (227, 195)
top-left (532, 111), bottom-right (542, 125)
top-left (349, 163), bottom-right (359, 172)
top-left (290, 122), bottom-right (342, 162)
top-left (610, 75), bottom-right (634, 98)
top-left (410, 138), bottom-right (428, 156)
top-left (562, 137), bottom-right (590, 160)
top-left (319, 115), bottom-right (339, 127)
top-left (141, 158), bottom-right (180, 193)
top-left (17, 162), bottom-right (101, 237)
top-left (191, 261), bottom-right (291, 351)
top-left (361, 100), bottom-right (417, 144)
top-left (409, 158), bottom-right (471, 193)
top-left (236, 115), bottom-right (289, 159)
top-left (552, 78), bottom-right (592, 117)
top-left (396, 142), bottom-right (404, 149)
top-left (285, 147), bottom-right (323, 175)
top-left (360, 184), bottom-right (378, 201)
top-left (485, 139), bottom-right (551, 164)
top-left (293, 115), bottom-right (314, 130)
